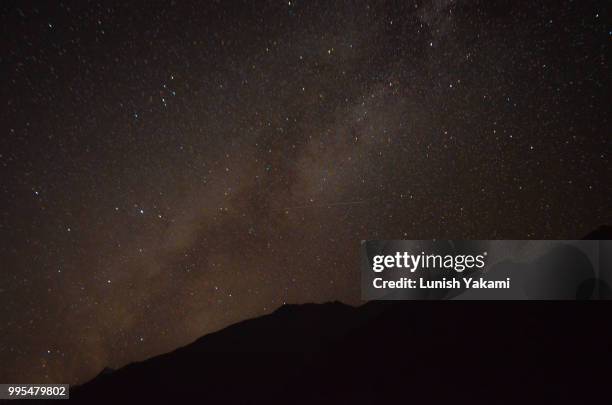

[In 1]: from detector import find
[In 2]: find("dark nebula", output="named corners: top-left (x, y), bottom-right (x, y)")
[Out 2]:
top-left (0, 0), bottom-right (609, 383)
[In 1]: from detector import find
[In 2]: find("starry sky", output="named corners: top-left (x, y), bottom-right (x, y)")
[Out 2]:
top-left (1, 0), bottom-right (610, 384)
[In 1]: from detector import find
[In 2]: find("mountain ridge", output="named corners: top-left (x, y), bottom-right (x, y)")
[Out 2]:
top-left (68, 229), bottom-right (612, 403)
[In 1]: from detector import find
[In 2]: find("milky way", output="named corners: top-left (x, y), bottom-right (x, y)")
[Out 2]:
top-left (1, 1), bottom-right (610, 383)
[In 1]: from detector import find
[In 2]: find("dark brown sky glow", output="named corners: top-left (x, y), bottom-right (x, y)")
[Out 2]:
top-left (1, 0), bottom-right (610, 384)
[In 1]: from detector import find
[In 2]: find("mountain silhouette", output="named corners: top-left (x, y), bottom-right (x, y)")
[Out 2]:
top-left (583, 225), bottom-right (612, 240)
top-left (65, 229), bottom-right (611, 404)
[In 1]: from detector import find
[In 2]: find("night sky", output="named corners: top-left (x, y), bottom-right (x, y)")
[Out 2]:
top-left (1, 0), bottom-right (610, 384)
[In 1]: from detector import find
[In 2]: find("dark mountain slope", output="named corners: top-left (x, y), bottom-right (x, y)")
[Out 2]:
top-left (583, 225), bottom-right (612, 240)
top-left (67, 230), bottom-right (612, 403)
top-left (67, 300), bottom-right (612, 404)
